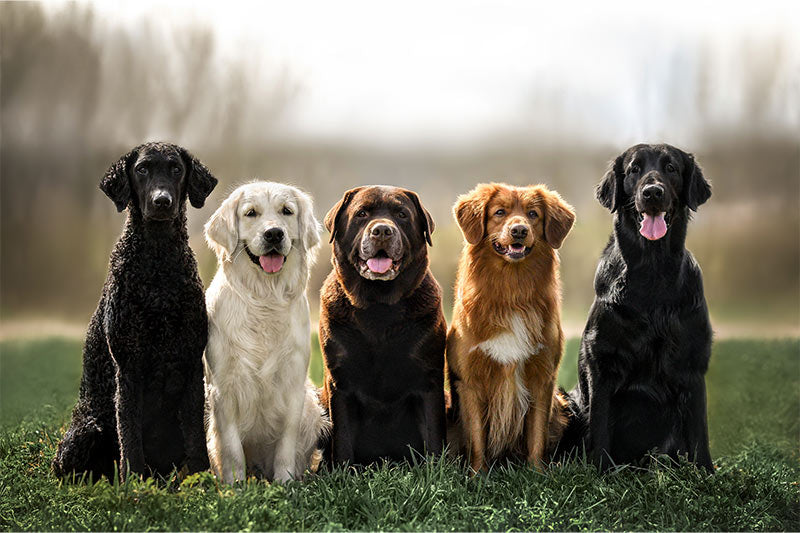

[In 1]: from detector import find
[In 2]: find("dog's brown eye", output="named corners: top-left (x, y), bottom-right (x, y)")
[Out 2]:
top-left (356, 210), bottom-right (368, 218)
top-left (630, 165), bottom-right (640, 174)
top-left (282, 206), bottom-right (293, 216)
top-left (245, 209), bottom-right (257, 217)
top-left (494, 209), bottom-right (505, 216)
top-left (136, 166), bottom-right (148, 175)
top-left (666, 163), bottom-right (676, 172)
top-left (528, 210), bottom-right (538, 219)
top-left (171, 165), bottom-right (181, 175)
top-left (397, 211), bottom-right (407, 219)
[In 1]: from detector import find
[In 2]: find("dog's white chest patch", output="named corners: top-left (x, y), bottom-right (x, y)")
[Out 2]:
top-left (473, 313), bottom-right (542, 365)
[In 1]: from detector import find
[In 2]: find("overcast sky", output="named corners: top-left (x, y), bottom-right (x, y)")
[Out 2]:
top-left (73, 0), bottom-right (799, 147)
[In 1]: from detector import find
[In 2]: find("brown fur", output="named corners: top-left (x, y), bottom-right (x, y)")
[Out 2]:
top-left (446, 183), bottom-right (575, 472)
top-left (319, 186), bottom-right (447, 465)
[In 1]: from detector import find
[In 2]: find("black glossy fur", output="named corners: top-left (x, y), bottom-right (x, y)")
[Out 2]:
top-left (319, 186), bottom-right (447, 466)
top-left (52, 142), bottom-right (217, 481)
top-left (566, 143), bottom-right (714, 471)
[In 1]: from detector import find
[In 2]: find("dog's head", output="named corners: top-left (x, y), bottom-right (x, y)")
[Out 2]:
top-left (596, 143), bottom-right (711, 241)
top-left (204, 182), bottom-right (321, 274)
top-left (454, 183), bottom-right (575, 261)
top-left (100, 142), bottom-right (217, 221)
top-left (325, 186), bottom-right (434, 282)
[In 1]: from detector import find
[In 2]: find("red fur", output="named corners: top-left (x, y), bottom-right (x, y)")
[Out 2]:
top-left (446, 183), bottom-right (575, 472)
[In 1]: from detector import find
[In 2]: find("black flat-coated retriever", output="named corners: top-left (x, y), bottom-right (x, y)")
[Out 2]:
top-left (52, 142), bottom-right (217, 481)
top-left (565, 143), bottom-right (714, 471)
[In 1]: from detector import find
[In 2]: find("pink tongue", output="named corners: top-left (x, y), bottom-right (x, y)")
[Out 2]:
top-left (366, 257), bottom-right (393, 274)
top-left (640, 213), bottom-right (667, 241)
top-left (258, 253), bottom-right (285, 273)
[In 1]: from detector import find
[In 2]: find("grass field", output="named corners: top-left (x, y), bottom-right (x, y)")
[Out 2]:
top-left (1, 337), bottom-right (798, 530)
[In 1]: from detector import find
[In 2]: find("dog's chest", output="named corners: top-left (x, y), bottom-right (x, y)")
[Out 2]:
top-left (473, 313), bottom-right (543, 365)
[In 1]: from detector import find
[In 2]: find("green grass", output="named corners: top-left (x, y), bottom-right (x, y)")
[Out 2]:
top-left (1, 337), bottom-right (798, 531)
top-left (0, 338), bottom-right (83, 429)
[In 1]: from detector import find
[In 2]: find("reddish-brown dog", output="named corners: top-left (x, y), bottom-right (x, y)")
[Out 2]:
top-left (446, 182), bottom-right (575, 472)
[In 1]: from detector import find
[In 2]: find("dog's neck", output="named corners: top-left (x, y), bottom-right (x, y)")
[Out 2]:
top-left (607, 207), bottom-right (692, 299)
top-left (122, 206), bottom-right (190, 252)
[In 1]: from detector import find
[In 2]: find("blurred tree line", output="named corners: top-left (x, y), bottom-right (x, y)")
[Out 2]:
top-left (1, 2), bottom-right (797, 332)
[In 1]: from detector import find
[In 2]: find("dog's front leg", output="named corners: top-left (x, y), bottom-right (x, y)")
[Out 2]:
top-left (212, 404), bottom-right (246, 483)
top-left (525, 376), bottom-right (555, 470)
top-left (178, 358), bottom-right (209, 474)
top-left (113, 361), bottom-right (146, 479)
top-left (459, 383), bottom-right (486, 473)
top-left (329, 387), bottom-right (355, 465)
top-left (586, 376), bottom-right (613, 470)
top-left (417, 388), bottom-right (446, 457)
top-left (682, 377), bottom-right (713, 472)
top-left (273, 390), bottom-right (304, 482)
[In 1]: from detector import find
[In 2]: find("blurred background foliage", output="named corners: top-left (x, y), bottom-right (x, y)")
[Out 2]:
top-left (1, 1), bottom-right (798, 335)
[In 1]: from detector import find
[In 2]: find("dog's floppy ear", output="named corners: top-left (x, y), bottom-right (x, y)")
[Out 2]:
top-left (453, 185), bottom-right (492, 245)
top-left (681, 151), bottom-right (711, 211)
top-left (179, 147), bottom-right (218, 209)
top-left (100, 146), bottom-right (138, 212)
top-left (542, 189), bottom-right (576, 249)
top-left (295, 187), bottom-right (322, 251)
top-left (596, 154), bottom-right (625, 212)
top-left (325, 187), bottom-right (362, 244)
top-left (204, 190), bottom-right (240, 261)
top-left (403, 189), bottom-right (435, 246)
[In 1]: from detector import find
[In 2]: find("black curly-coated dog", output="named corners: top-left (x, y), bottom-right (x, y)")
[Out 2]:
top-left (563, 143), bottom-right (713, 472)
top-left (52, 142), bottom-right (217, 481)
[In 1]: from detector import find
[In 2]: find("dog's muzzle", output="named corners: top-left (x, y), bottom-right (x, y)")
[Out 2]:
top-left (144, 190), bottom-right (177, 220)
top-left (357, 221), bottom-right (403, 281)
top-left (635, 180), bottom-right (673, 241)
top-left (245, 227), bottom-right (289, 274)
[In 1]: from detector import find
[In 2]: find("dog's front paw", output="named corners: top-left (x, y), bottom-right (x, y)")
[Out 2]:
top-left (590, 448), bottom-right (614, 472)
top-left (272, 467), bottom-right (295, 484)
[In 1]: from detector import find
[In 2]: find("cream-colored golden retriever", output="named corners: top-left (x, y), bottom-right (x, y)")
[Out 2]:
top-left (203, 181), bottom-right (329, 483)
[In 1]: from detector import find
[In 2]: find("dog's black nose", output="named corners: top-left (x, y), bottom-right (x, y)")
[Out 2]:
top-left (510, 225), bottom-right (528, 239)
top-left (370, 223), bottom-right (394, 239)
top-left (642, 184), bottom-right (664, 200)
top-left (152, 192), bottom-right (172, 208)
top-left (264, 227), bottom-right (284, 243)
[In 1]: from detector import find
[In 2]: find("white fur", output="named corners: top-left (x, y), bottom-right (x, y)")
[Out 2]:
top-left (203, 182), bottom-right (330, 483)
top-left (513, 363), bottom-right (531, 414)
top-left (473, 312), bottom-right (543, 416)
top-left (473, 313), bottom-right (543, 365)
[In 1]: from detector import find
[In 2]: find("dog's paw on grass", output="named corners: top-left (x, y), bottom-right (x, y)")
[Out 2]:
top-left (1, 415), bottom-right (797, 531)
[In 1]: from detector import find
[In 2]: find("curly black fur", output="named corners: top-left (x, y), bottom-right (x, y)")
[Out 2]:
top-left (52, 142), bottom-right (217, 481)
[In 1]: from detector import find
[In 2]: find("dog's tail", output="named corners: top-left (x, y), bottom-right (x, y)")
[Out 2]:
top-left (546, 387), bottom-right (587, 462)
top-left (303, 381), bottom-right (332, 474)
top-left (52, 412), bottom-right (118, 482)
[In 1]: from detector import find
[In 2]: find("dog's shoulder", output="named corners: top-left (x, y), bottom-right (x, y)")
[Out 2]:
top-left (404, 269), bottom-right (444, 318)
top-left (320, 268), bottom-right (354, 320)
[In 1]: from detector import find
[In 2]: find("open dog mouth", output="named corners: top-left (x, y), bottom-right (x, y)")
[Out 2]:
top-left (636, 211), bottom-right (672, 241)
top-left (245, 245), bottom-right (286, 274)
top-left (492, 241), bottom-right (532, 260)
top-left (357, 249), bottom-right (402, 280)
